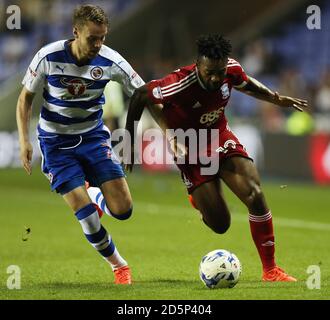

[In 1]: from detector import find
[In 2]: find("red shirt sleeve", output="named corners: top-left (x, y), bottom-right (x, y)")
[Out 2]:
top-left (227, 58), bottom-right (249, 88)
top-left (146, 71), bottom-right (185, 104)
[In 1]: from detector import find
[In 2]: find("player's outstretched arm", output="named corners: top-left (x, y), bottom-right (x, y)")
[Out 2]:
top-left (16, 87), bottom-right (35, 175)
top-left (124, 85), bottom-right (151, 172)
top-left (237, 76), bottom-right (309, 112)
top-left (146, 103), bottom-right (167, 133)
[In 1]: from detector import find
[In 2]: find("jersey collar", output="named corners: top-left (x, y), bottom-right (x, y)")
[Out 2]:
top-left (195, 66), bottom-right (207, 90)
top-left (64, 39), bottom-right (96, 67)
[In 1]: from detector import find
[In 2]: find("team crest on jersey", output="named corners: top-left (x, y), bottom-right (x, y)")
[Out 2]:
top-left (220, 83), bottom-right (230, 99)
top-left (60, 78), bottom-right (94, 96)
top-left (90, 66), bottom-right (103, 80)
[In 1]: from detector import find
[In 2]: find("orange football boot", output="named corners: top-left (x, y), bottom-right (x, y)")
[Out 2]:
top-left (262, 266), bottom-right (297, 282)
top-left (114, 265), bottom-right (132, 285)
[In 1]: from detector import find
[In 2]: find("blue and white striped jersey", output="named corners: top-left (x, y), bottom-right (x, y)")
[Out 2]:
top-left (22, 40), bottom-right (144, 135)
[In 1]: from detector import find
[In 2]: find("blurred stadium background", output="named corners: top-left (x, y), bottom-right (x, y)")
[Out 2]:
top-left (0, 0), bottom-right (330, 182)
top-left (0, 0), bottom-right (329, 300)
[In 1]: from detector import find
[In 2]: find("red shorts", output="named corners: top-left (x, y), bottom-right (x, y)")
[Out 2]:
top-left (176, 126), bottom-right (251, 194)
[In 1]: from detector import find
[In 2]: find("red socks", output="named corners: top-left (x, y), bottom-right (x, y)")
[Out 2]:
top-left (249, 211), bottom-right (276, 271)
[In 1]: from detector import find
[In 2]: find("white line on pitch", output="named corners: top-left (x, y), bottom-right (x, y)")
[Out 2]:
top-left (136, 201), bottom-right (330, 232)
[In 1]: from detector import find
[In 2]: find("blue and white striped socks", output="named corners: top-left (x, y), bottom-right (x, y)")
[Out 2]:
top-left (75, 203), bottom-right (127, 270)
top-left (87, 187), bottom-right (132, 220)
top-left (87, 187), bottom-right (112, 216)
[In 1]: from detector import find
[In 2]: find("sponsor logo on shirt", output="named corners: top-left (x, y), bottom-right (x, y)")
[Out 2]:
top-left (199, 106), bottom-right (225, 126)
top-left (90, 66), bottom-right (103, 80)
top-left (60, 78), bottom-right (94, 97)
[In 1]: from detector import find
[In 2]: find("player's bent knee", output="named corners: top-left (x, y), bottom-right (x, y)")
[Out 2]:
top-left (203, 216), bottom-right (230, 234)
top-left (110, 207), bottom-right (133, 220)
top-left (211, 222), bottom-right (230, 234)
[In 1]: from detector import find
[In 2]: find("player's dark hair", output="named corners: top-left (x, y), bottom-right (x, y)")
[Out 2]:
top-left (196, 34), bottom-right (232, 60)
top-left (73, 4), bottom-right (109, 28)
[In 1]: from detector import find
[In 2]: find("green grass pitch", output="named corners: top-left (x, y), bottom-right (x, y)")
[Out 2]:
top-left (0, 168), bottom-right (329, 300)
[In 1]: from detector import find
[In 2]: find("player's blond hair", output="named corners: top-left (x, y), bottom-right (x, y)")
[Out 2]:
top-left (73, 4), bottom-right (109, 28)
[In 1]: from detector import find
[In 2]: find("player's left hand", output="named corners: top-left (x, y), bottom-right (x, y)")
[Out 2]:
top-left (20, 141), bottom-right (33, 175)
top-left (273, 92), bottom-right (309, 112)
top-left (168, 136), bottom-right (188, 161)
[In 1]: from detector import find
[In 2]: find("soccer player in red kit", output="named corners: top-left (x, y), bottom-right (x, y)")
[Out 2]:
top-left (125, 34), bottom-right (308, 281)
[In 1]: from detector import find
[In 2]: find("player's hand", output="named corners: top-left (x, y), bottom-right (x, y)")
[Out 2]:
top-left (123, 147), bottom-right (135, 173)
top-left (20, 141), bottom-right (33, 175)
top-left (168, 137), bottom-right (188, 161)
top-left (124, 163), bottom-right (134, 173)
top-left (273, 92), bottom-right (309, 112)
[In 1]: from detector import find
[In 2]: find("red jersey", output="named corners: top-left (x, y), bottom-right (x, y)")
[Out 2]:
top-left (146, 58), bottom-right (248, 132)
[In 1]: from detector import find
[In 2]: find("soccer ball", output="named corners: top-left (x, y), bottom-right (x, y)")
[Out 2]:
top-left (199, 249), bottom-right (242, 289)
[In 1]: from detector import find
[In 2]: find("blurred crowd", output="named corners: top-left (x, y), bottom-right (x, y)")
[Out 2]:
top-left (0, 0), bottom-right (329, 134)
top-left (0, 0), bottom-right (139, 82)
top-left (230, 36), bottom-right (330, 135)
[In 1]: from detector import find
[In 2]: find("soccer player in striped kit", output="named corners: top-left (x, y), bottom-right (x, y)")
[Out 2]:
top-left (124, 34), bottom-right (309, 281)
top-left (16, 5), bottom-right (144, 284)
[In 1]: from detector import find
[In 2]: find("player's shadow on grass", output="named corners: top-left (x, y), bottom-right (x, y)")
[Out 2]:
top-left (38, 282), bottom-right (122, 290)
top-left (138, 279), bottom-right (196, 285)
top-left (38, 279), bottom-right (300, 291)
top-left (38, 280), bottom-right (196, 289)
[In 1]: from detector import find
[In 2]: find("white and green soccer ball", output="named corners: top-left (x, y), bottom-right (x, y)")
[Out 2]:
top-left (199, 249), bottom-right (242, 289)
